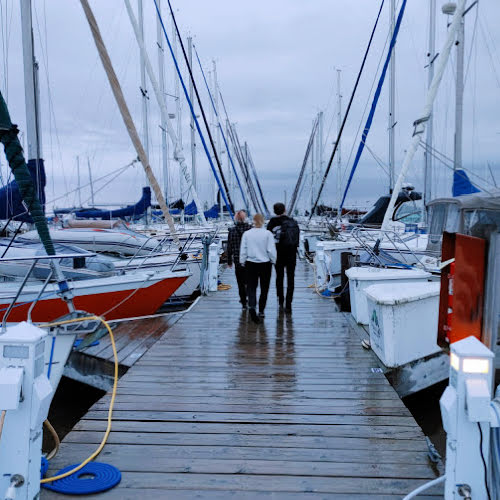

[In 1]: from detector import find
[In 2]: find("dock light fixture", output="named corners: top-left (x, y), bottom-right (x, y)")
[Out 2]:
top-left (440, 336), bottom-right (496, 499)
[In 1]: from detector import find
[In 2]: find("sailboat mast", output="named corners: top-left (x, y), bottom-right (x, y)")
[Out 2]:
top-left (212, 60), bottom-right (225, 217)
top-left (87, 156), bottom-right (95, 206)
top-left (76, 155), bottom-right (82, 206)
top-left (317, 111), bottom-right (323, 204)
top-left (20, 0), bottom-right (42, 161)
top-left (336, 68), bottom-right (342, 211)
top-left (157, 0), bottom-right (169, 202)
top-left (453, 3), bottom-right (465, 172)
top-left (388, 0), bottom-right (396, 192)
top-left (172, 17), bottom-right (183, 203)
top-left (187, 36), bottom-right (197, 193)
top-left (138, 0), bottom-right (149, 185)
top-left (424, 0), bottom-right (436, 212)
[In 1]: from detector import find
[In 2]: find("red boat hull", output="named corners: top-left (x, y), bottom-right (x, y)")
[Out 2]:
top-left (0, 275), bottom-right (188, 323)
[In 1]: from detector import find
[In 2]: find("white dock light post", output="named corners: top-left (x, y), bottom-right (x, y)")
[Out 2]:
top-left (0, 323), bottom-right (53, 500)
top-left (440, 336), bottom-right (495, 499)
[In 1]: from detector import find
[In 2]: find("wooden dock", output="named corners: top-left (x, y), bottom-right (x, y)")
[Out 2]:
top-left (42, 261), bottom-right (443, 499)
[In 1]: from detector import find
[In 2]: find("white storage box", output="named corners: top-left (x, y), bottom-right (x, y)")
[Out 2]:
top-left (345, 267), bottom-right (432, 324)
top-left (364, 282), bottom-right (441, 368)
top-left (315, 241), bottom-right (356, 290)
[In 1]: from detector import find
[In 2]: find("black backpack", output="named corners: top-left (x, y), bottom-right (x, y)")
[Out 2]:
top-left (276, 218), bottom-right (300, 248)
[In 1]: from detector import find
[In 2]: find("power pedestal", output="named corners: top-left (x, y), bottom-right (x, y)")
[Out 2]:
top-left (0, 322), bottom-right (53, 500)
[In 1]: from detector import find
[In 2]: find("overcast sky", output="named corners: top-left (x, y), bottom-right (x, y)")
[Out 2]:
top-left (1, 0), bottom-right (499, 213)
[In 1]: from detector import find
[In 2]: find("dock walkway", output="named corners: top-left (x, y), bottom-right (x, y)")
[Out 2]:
top-left (43, 260), bottom-right (443, 499)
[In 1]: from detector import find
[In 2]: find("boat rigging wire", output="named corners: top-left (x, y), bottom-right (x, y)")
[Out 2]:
top-left (288, 116), bottom-right (319, 215)
top-left (244, 143), bottom-right (269, 217)
top-left (79, 0), bottom-right (181, 248)
top-left (339, 0), bottom-right (408, 214)
top-left (308, 0), bottom-right (386, 222)
top-left (193, 45), bottom-right (249, 213)
top-left (418, 140), bottom-right (497, 194)
top-left (218, 91), bottom-right (262, 214)
top-left (160, 0), bottom-right (234, 216)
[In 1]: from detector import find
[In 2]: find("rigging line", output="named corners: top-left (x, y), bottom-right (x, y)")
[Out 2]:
top-left (46, 160), bottom-right (138, 207)
top-left (418, 141), bottom-right (495, 194)
top-left (478, 18), bottom-right (500, 91)
top-left (245, 144), bottom-right (270, 216)
top-left (419, 138), bottom-right (496, 188)
top-left (224, 116), bottom-right (260, 213)
top-left (364, 143), bottom-right (390, 176)
top-left (217, 90), bottom-right (259, 211)
top-left (463, 0), bottom-right (479, 86)
top-left (288, 116), bottom-right (319, 215)
top-left (162, 0), bottom-right (234, 214)
top-left (339, 0), bottom-right (396, 189)
top-left (231, 124), bottom-right (262, 213)
top-left (308, 0), bottom-right (386, 222)
top-left (153, 0), bottom-right (233, 218)
top-left (339, 0), bottom-right (408, 212)
top-left (193, 45), bottom-right (249, 213)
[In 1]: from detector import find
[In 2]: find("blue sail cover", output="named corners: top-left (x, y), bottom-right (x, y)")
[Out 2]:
top-left (204, 203), bottom-right (220, 219)
top-left (452, 169), bottom-right (480, 197)
top-left (0, 158), bottom-right (46, 222)
top-left (70, 186), bottom-right (151, 220)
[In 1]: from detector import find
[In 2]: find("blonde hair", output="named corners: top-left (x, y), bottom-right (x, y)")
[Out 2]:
top-left (253, 213), bottom-right (265, 228)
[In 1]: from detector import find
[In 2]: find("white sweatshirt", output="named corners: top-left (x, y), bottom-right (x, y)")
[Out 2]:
top-left (240, 227), bottom-right (277, 265)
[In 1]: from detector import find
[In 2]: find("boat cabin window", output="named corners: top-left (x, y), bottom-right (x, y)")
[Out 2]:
top-left (426, 202), bottom-right (460, 251)
top-left (463, 209), bottom-right (500, 239)
top-left (393, 199), bottom-right (424, 224)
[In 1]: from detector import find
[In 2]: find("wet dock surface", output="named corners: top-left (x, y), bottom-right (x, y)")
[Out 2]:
top-left (42, 261), bottom-right (443, 499)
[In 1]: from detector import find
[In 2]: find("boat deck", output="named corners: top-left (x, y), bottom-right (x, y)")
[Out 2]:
top-left (42, 260), bottom-right (443, 499)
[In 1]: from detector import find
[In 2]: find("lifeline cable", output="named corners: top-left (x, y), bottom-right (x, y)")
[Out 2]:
top-left (339, 0), bottom-right (407, 213)
top-left (193, 45), bottom-right (250, 214)
top-left (308, 0), bottom-right (385, 222)
top-left (160, 0), bottom-right (234, 214)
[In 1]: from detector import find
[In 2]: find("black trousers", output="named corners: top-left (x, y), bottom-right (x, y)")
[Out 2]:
top-left (234, 264), bottom-right (247, 306)
top-left (245, 261), bottom-right (272, 313)
top-left (276, 250), bottom-right (297, 307)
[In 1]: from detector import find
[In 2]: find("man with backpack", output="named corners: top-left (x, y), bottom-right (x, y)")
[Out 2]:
top-left (267, 202), bottom-right (300, 313)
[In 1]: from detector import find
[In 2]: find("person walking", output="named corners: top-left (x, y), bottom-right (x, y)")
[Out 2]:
top-left (240, 213), bottom-right (276, 323)
top-left (267, 202), bottom-right (300, 313)
top-left (227, 210), bottom-right (252, 309)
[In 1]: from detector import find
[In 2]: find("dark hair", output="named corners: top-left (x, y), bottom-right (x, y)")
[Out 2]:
top-left (273, 202), bottom-right (286, 215)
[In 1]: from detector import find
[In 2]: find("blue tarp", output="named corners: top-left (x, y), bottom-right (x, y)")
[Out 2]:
top-left (0, 158), bottom-right (46, 222)
top-left (452, 169), bottom-right (480, 197)
top-left (68, 186), bottom-right (151, 220)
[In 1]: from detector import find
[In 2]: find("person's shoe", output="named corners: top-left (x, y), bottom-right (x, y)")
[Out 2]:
top-left (258, 311), bottom-right (265, 318)
top-left (249, 308), bottom-right (260, 324)
top-left (285, 305), bottom-right (292, 314)
top-left (241, 303), bottom-right (247, 310)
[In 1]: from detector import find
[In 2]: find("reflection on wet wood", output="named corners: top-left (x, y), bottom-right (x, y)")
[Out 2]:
top-left (43, 261), bottom-right (443, 498)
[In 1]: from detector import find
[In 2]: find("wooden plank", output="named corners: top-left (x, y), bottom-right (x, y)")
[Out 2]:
top-left (63, 430), bottom-right (428, 451)
top-left (74, 420), bottom-right (426, 440)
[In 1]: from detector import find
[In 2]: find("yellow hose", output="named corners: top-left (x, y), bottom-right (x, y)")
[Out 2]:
top-left (40, 315), bottom-right (118, 484)
top-left (44, 419), bottom-right (60, 461)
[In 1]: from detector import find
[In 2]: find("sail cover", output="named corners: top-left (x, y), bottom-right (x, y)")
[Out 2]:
top-left (63, 186), bottom-right (151, 220)
top-left (452, 169), bottom-right (480, 197)
top-left (0, 158), bottom-right (46, 222)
